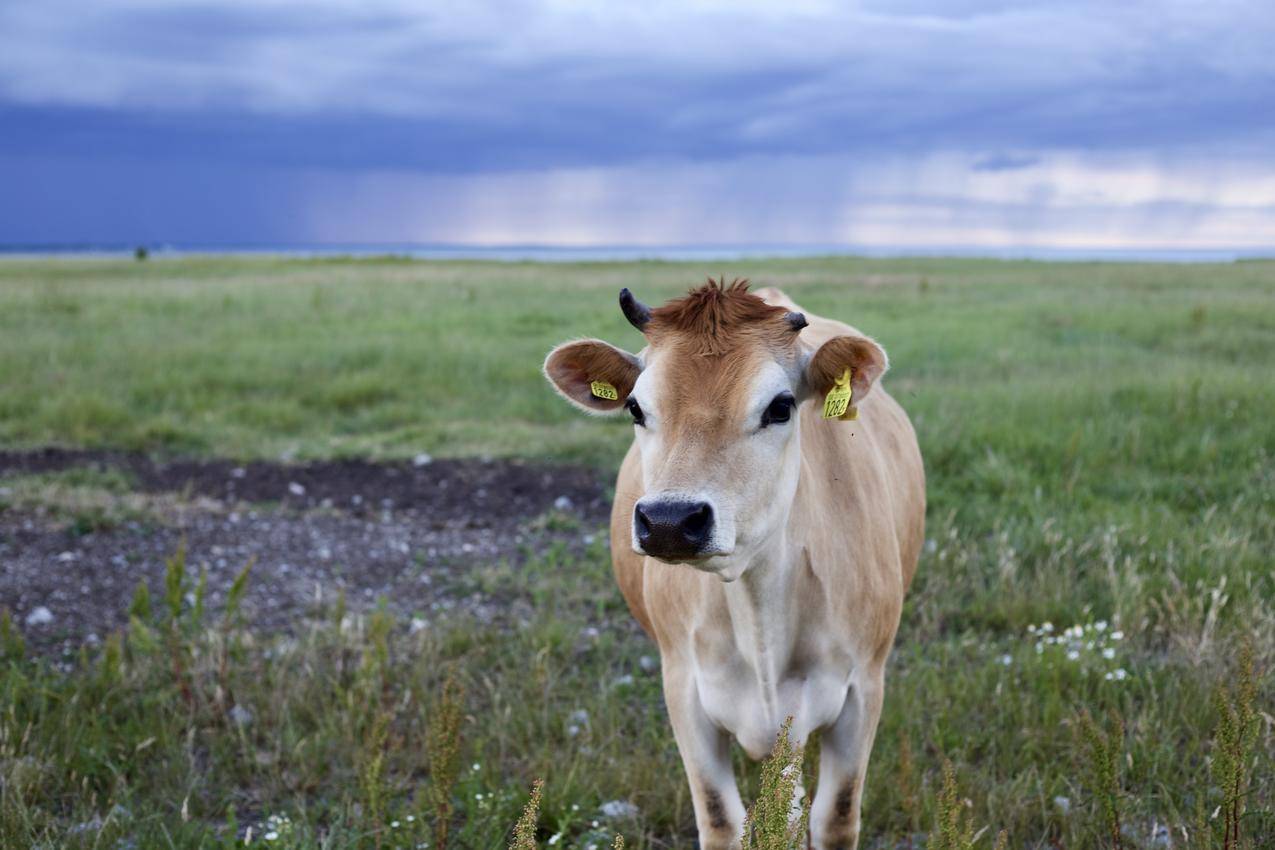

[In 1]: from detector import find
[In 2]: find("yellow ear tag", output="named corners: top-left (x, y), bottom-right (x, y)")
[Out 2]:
top-left (590, 380), bottom-right (619, 401)
top-left (822, 368), bottom-right (853, 419)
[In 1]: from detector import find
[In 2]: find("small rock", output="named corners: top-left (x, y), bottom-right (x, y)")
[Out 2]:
top-left (231, 467), bottom-right (246, 479)
top-left (639, 655), bottom-right (658, 672)
top-left (56, 551), bottom-right (77, 562)
top-left (25, 606), bottom-right (54, 627)
top-left (229, 705), bottom-right (254, 727)
top-left (69, 816), bottom-right (104, 836)
top-left (413, 453), bottom-right (433, 467)
top-left (553, 495), bottom-right (574, 511)
top-left (410, 617), bottom-right (429, 634)
top-left (1053, 795), bottom-right (1071, 815)
top-left (600, 800), bottom-right (640, 820)
top-left (611, 674), bottom-right (635, 688)
top-left (287, 482), bottom-right (306, 497)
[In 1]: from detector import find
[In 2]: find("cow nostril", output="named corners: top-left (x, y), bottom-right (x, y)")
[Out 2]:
top-left (680, 503), bottom-right (713, 539)
top-left (634, 505), bottom-right (652, 540)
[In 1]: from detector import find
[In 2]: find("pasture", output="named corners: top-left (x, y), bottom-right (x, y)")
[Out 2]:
top-left (0, 255), bottom-right (1272, 848)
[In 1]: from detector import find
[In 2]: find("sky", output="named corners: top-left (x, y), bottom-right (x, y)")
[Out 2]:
top-left (2, 0), bottom-right (1274, 249)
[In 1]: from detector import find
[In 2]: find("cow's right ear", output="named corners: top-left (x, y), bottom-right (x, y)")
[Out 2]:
top-left (544, 339), bottom-right (642, 414)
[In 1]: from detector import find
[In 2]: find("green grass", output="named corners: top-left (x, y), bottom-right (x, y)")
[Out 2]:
top-left (0, 255), bottom-right (1272, 848)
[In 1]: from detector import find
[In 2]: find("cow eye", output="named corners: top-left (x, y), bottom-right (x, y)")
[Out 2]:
top-left (760, 393), bottom-right (795, 427)
top-left (625, 397), bottom-right (646, 427)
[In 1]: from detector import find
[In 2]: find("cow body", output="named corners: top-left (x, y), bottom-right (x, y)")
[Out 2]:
top-left (547, 282), bottom-right (924, 849)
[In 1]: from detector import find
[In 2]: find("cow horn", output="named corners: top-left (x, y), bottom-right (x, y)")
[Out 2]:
top-left (785, 311), bottom-right (808, 331)
top-left (619, 288), bottom-right (651, 331)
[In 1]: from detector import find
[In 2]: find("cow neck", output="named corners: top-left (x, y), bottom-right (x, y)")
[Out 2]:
top-left (720, 526), bottom-right (802, 719)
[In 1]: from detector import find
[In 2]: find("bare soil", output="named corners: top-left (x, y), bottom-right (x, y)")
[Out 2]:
top-left (0, 449), bottom-right (612, 657)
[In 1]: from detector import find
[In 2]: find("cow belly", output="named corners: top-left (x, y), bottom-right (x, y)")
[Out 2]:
top-left (697, 663), bottom-right (850, 759)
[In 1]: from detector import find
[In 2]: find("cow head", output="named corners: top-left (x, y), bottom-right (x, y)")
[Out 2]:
top-left (544, 279), bottom-right (887, 581)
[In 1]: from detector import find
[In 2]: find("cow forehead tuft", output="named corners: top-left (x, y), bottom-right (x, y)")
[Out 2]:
top-left (648, 277), bottom-right (794, 357)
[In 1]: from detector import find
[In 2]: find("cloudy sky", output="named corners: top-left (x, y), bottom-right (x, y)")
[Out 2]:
top-left (2, 0), bottom-right (1274, 249)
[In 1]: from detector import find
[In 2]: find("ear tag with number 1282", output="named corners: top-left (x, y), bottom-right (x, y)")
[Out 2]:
top-left (822, 368), bottom-right (853, 419)
top-left (590, 380), bottom-right (618, 401)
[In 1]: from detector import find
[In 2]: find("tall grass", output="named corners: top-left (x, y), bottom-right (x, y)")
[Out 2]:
top-left (0, 256), bottom-right (1272, 846)
top-left (428, 670), bottom-right (465, 850)
top-left (1211, 643), bottom-right (1261, 850)
top-left (740, 720), bottom-right (808, 850)
top-left (1077, 711), bottom-right (1126, 850)
top-left (1, 543), bottom-right (1268, 847)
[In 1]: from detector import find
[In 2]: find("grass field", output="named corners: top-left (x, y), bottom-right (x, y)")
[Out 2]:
top-left (1, 255), bottom-right (1273, 848)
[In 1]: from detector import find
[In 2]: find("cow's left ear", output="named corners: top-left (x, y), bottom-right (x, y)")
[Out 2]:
top-left (544, 338), bottom-right (642, 414)
top-left (803, 334), bottom-right (888, 405)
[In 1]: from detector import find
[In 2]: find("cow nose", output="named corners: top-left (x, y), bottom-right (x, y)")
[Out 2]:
top-left (634, 499), bottom-right (715, 560)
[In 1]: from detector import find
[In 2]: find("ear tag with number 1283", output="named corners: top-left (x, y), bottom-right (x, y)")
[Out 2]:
top-left (590, 380), bottom-right (618, 401)
top-left (822, 368), bottom-right (853, 419)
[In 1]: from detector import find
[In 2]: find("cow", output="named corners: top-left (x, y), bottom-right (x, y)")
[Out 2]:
top-left (543, 279), bottom-right (925, 850)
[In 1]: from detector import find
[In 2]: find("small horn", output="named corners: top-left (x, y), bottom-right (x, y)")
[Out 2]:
top-left (785, 311), bottom-right (808, 331)
top-left (619, 288), bottom-right (651, 331)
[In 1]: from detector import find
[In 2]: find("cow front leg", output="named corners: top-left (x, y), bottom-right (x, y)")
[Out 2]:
top-left (663, 667), bottom-right (745, 849)
top-left (809, 668), bottom-right (885, 850)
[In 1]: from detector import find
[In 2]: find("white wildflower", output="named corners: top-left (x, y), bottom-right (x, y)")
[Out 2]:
top-left (1102, 647), bottom-right (1116, 659)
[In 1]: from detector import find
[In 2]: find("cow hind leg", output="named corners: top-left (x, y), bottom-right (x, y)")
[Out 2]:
top-left (809, 668), bottom-right (885, 850)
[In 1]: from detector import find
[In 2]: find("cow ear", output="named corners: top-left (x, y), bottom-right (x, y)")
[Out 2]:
top-left (804, 334), bottom-right (888, 405)
top-left (544, 339), bottom-right (642, 414)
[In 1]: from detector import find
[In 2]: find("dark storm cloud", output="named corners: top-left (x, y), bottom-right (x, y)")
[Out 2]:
top-left (2, 1), bottom-right (1273, 245)
top-left (4, 0), bottom-right (1275, 172)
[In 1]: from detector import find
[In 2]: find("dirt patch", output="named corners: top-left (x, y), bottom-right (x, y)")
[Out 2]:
top-left (0, 448), bottom-right (609, 523)
top-left (0, 450), bottom-right (613, 657)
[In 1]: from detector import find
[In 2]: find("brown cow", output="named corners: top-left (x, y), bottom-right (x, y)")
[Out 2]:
top-left (544, 279), bottom-right (925, 850)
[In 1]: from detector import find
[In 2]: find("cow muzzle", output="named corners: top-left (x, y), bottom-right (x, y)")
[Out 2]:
top-left (632, 497), bottom-right (716, 561)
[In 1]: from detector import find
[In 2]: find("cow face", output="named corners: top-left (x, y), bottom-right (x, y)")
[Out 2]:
top-left (545, 280), bottom-right (886, 582)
